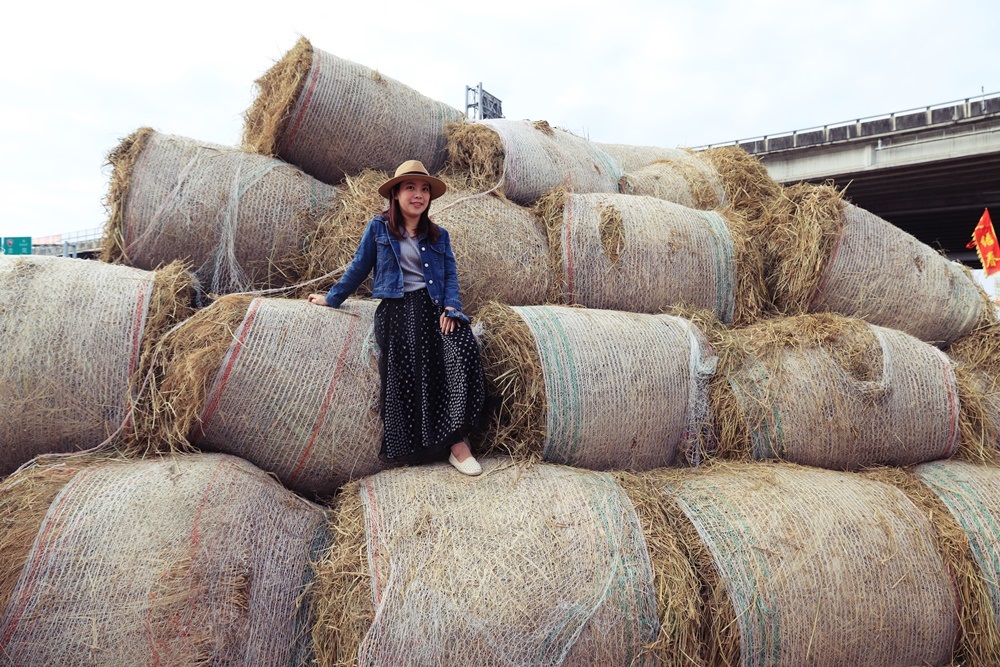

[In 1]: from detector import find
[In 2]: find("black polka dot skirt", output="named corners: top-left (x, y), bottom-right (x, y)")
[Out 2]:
top-left (374, 288), bottom-right (485, 463)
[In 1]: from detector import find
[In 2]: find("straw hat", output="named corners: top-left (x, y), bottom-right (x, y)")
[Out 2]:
top-left (378, 160), bottom-right (447, 200)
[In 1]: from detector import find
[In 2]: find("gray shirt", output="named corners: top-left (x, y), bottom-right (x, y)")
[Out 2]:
top-left (399, 233), bottom-right (427, 292)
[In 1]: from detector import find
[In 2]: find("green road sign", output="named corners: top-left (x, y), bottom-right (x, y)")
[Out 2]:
top-left (2, 237), bottom-right (31, 255)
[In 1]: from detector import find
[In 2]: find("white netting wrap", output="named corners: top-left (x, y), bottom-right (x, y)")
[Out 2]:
top-left (593, 142), bottom-right (689, 174)
top-left (727, 321), bottom-right (960, 469)
top-left (119, 130), bottom-right (337, 294)
top-left (514, 305), bottom-right (716, 468)
top-left (0, 256), bottom-right (154, 474)
top-left (194, 298), bottom-right (383, 498)
top-left (556, 192), bottom-right (736, 321)
top-left (665, 464), bottom-right (959, 667)
top-left (273, 48), bottom-right (464, 182)
top-left (481, 120), bottom-right (622, 205)
top-left (917, 460), bottom-right (1000, 621)
top-left (619, 156), bottom-right (727, 210)
top-left (433, 191), bottom-right (555, 312)
top-left (355, 459), bottom-right (658, 665)
top-left (0, 454), bottom-right (329, 665)
top-left (810, 203), bottom-right (983, 344)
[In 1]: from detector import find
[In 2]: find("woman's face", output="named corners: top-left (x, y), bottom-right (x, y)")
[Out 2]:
top-left (395, 179), bottom-right (431, 223)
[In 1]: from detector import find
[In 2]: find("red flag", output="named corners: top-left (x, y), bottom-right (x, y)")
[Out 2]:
top-left (967, 208), bottom-right (1000, 277)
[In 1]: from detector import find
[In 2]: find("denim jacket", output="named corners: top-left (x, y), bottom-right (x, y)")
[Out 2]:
top-left (324, 215), bottom-right (467, 319)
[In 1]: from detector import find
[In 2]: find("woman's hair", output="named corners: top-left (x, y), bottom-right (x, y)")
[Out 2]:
top-left (384, 184), bottom-right (442, 242)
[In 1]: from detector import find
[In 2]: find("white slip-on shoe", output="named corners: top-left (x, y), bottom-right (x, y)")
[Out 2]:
top-left (448, 453), bottom-right (483, 476)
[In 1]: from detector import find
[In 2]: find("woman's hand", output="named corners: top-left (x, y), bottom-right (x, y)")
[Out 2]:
top-left (307, 293), bottom-right (330, 307)
top-left (440, 307), bottom-right (458, 334)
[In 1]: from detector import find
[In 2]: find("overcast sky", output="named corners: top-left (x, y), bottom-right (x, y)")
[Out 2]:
top-left (2, 0), bottom-right (998, 239)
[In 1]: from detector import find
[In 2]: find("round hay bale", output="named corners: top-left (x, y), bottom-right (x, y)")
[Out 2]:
top-left (864, 463), bottom-right (1000, 667)
top-left (444, 120), bottom-right (622, 205)
top-left (618, 156), bottom-right (727, 211)
top-left (242, 37), bottom-right (464, 183)
top-left (0, 256), bottom-right (195, 474)
top-left (767, 183), bottom-right (990, 343)
top-left (0, 453), bottom-right (329, 665)
top-left (656, 462), bottom-right (959, 667)
top-left (298, 169), bottom-right (556, 315)
top-left (593, 142), bottom-right (689, 174)
top-left (312, 458), bottom-right (661, 666)
top-left (477, 303), bottom-right (717, 469)
top-left (713, 313), bottom-right (962, 469)
top-left (103, 127), bottom-right (340, 295)
top-left (152, 295), bottom-right (383, 498)
top-left (536, 188), bottom-right (764, 325)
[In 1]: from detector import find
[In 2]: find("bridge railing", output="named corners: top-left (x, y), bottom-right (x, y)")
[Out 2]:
top-left (32, 228), bottom-right (104, 257)
top-left (694, 92), bottom-right (1000, 154)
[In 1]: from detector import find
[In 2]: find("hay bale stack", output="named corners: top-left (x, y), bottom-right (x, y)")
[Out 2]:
top-left (0, 256), bottom-right (195, 474)
top-left (0, 453), bottom-right (328, 665)
top-left (656, 462), bottom-right (959, 667)
top-left (618, 156), bottom-right (727, 211)
top-left (312, 458), bottom-right (671, 666)
top-left (765, 183), bottom-right (989, 343)
top-left (103, 127), bottom-right (339, 295)
top-left (298, 169), bottom-right (555, 314)
top-left (594, 142), bottom-right (690, 174)
top-left (713, 313), bottom-right (963, 469)
top-left (243, 37), bottom-right (463, 183)
top-left (478, 303), bottom-right (716, 469)
top-left (444, 119), bottom-right (621, 205)
top-left (865, 463), bottom-right (1000, 667)
top-left (536, 188), bottom-right (763, 324)
top-left (150, 295), bottom-right (382, 498)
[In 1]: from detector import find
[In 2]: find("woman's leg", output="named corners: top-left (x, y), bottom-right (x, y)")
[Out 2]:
top-left (450, 439), bottom-right (473, 462)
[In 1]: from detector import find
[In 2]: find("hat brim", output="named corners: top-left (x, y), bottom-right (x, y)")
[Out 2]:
top-left (378, 172), bottom-right (447, 200)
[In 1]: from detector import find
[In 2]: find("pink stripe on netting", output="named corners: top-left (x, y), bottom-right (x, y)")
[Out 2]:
top-left (807, 214), bottom-right (846, 309)
top-left (278, 51), bottom-right (321, 155)
top-left (146, 458), bottom-right (229, 666)
top-left (128, 278), bottom-right (153, 377)
top-left (0, 467), bottom-right (95, 651)
top-left (196, 299), bottom-right (264, 436)
top-left (119, 275), bottom-right (155, 440)
top-left (288, 314), bottom-right (360, 486)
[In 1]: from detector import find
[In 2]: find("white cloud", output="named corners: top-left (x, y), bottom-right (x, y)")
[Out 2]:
top-left (1, 0), bottom-right (998, 238)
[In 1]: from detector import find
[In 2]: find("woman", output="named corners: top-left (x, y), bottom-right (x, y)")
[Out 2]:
top-left (308, 160), bottom-right (485, 475)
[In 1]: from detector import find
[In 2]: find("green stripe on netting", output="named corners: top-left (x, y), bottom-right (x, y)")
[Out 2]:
top-left (728, 359), bottom-right (784, 459)
top-left (919, 463), bottom-right (1000, 609)
top-left (670, 484), bottom-right (782, 667)
top-left (519, 307), bottom-right (583, 462)
top-left (590, 473), bottom-right (657, 659)
top-left (703, 211), bottom-right (736, 324)
top-left (533, 472), bottom-right (657, 664)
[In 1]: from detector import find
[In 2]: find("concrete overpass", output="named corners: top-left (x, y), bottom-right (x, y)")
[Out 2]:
top-left (699, 93), bottom-right (1000, 262)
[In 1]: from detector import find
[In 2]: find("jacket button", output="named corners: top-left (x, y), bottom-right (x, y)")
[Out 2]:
top-left (428, 279), bottom-right (434, 284)
top-left (424, 263), bottom-right (429, 267)
top-left (435, 299), bottom-right (440, 304)
top-left (421, 246), bottom-right (426, 251)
